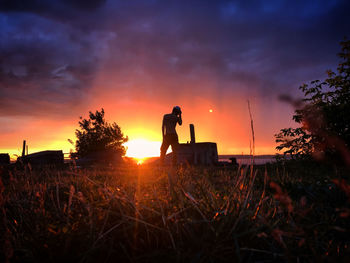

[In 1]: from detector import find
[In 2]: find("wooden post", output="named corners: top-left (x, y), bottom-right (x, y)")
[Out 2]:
top-left (190, 124), bottom-right (195, 143)
top-left (22, 140), bottom-right (26, 157)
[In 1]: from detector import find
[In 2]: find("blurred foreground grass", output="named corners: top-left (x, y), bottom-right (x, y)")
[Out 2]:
top-left (0, 161), bottom-right (349, 262)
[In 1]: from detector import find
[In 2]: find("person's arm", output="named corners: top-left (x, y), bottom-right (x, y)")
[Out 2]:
top-left (178, 113), bottom-right (182, 126)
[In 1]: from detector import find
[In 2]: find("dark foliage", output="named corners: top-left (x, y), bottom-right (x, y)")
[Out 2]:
top-left (71, 108), bottom-right (128, 159)
top-left (276, 39), bottom-right (350, 161)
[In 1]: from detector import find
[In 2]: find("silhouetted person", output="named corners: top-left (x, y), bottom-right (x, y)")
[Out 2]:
top-left (160, 106), bottom-right (182, 166)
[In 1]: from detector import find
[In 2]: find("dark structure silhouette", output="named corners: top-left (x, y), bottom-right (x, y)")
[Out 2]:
top-left (16, 140), bottom-right (64, 166)
top-left (17, 150), bottom-right (64, 166)
top-left (0, 153), bottom-right (10, 165)
top-left (190, 124), bottom-right (195, 143)
top-left (164, 124), bottom-right (218, 166)
top-left (229, 157), bottom-right (238, 165)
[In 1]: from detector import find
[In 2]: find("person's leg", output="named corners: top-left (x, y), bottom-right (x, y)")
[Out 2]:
top-left (170, 134), bottom-right (179, 166)
top-left (160, 136), bottom-right (170, 165)
top-left (169, 135), bottom-right (179, 197)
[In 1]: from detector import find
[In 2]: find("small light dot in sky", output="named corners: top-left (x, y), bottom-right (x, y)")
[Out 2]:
top-left (209, 109), bottom-right (213, 113)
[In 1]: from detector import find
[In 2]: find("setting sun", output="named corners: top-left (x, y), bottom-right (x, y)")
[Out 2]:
top-left (125, 139), bottom-right (162, 159)
top-left (136, 159), bottom-right (144, 165)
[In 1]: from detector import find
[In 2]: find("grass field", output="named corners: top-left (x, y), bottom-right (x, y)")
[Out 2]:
top-left (0, 161), bottom-right (349, 262)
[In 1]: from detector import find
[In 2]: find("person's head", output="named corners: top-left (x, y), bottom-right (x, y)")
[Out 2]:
top-left (172, 106), bottom-right (182, 115)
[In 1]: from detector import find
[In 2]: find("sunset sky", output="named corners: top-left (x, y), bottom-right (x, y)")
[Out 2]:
top-left (1, 0), bottom-right (350, 159)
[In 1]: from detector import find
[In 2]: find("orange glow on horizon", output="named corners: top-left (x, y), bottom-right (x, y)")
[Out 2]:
top-left (0, 90), bottom-right (291, 159)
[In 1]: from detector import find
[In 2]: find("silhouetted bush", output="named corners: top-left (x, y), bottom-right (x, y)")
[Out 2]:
top-left (71, 109), bottom-right (128, 162)
top-left (276, 39), bottom-right (350, 164)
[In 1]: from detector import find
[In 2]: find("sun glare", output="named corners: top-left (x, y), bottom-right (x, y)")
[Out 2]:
top-left (136, 159), bottom-right (144, 165)
top-left (125, 139), bottom-right (162, 159)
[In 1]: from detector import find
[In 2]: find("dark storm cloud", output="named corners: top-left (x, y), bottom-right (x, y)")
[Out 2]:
top-left (0, 0), bottom-right (112, 116)
top-left (0, 0), bottom-right (350, 116)
top-left (0, 0), bottom-right (106, 15)
top-left (98, 0), bottom-right (350, 92)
